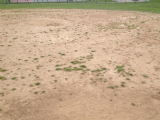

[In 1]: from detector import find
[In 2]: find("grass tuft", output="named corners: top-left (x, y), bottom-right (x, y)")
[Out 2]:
top-left (35, 82), bottom-right (41, 85)
top-left (0, 76), bottom-right (6, 80)
top-left (116, 65), bottom-right (124, 73)
top-left (0, 68), bottom-right (7, 72)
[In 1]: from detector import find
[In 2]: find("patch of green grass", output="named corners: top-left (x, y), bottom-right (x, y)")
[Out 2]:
top-left (97, 78), bottom-right (103, 81)
top-left (13, 37), bottom-right (18, 40)
top-left (58, 52), bottom-right (66, 56)
top-left (131, 103), bottom-right (136, 106)
top-left (141, 21), bottom-right (145, 23)
top-left (36, 65), bottom-right (42, 69)
top-left (108, 86), bottom-right (114, 89)
top-left (0, 108), bottom-right (2, 112)
top-left (108, 86), bottom-right (118, 89)
top-left (91, 78), bottom-right (107, 82)
top-left (56, 68), bottom-right (63, 70)
top-left (21, 76), bottom-right (25, 79)
top-left (1, 2), bottom-right (160, 14)
top-left (86, 54), bottom-right (93, 59)
top-left (54, 80), bottom-right (57, 83)
top-left (143, 75), bottom-right (149, 78)
top-left (42, 91), bottom-right (45, 93)
top-left (116, 65), bottom-right (124, 73)
top-left (35, 82), bottom-right (41, 85)
top-left (34, 91), bottom-right (38, 94)
top-left (63, 67), bottom-right (72, 72)
top-left (0, 92), bottom-right (4, 96)
top-left (55, 64), bottom-right (60, 67)
top-left (141, 81), bottom-right (146, 84)
top-left (116, 65), bottom-right (133, 76)
top-left (80, 65), bottom-right (87, 68)
top-left (34, 75), bottom-right (39, 78)
top-left (125, 72), bottom-right (133, 76)
top-left (121, 84), bottom-right (125, 87)
top-left (91, 67), bottom-right (107, 76)
top-left (121, 82), bottom-right (125, 84)
top-left (126, 78), bottom-right (130, 80)
top-left (12, 77), bottom-right (17, 80)
top-left (121, 82), bottom-right (126, 87)
top-left (56, 65), bottom-right (89, 73)
top-left (104, 79), bottom-right (107, 83)
top-left (91, 68), bottom-right (107, 73)
top-left (0, 76), bottom-right (6, 80)
top-left (61, 53), bottom-right (66, 56)
top-left (71, 61), bottom-right (84, 64)
top-left (29, 84), bottom-right (34, 87)
top-left (101, 68), bottom-right (107, 70)
top-left (124, 23), bottom-right (136, 29)
top-left (34, 58), bottom-right (39, 60)
top-left (55, 64), bottom-right (64, 67)
top-left (12, 88), bottom-right (16, 91)
top-left (73, 67), bottom-right (83, 71)
top-left (0, 68), bottom-right (7, 72)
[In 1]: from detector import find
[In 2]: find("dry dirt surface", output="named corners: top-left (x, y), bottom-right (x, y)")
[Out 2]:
top-left (0, 9), bottom-right (160, 120)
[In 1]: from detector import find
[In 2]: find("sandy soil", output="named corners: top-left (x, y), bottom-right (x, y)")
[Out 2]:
top-left (0, 9), bottom-right (160, 120)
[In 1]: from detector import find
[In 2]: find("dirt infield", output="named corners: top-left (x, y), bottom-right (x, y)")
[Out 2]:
top-left (0, 9), bottom-right (160, 120)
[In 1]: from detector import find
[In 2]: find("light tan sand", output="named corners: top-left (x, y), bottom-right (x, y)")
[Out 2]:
top-left (0, 9), bottom-right (160, 120)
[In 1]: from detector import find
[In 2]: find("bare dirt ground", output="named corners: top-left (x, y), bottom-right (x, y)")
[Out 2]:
top-left (0, 9), bottom-right (160, 120)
